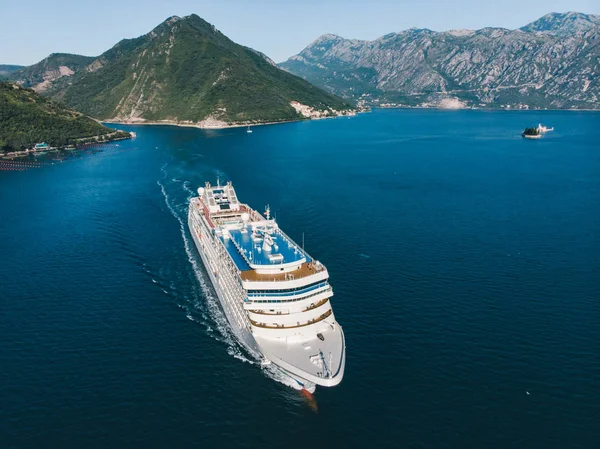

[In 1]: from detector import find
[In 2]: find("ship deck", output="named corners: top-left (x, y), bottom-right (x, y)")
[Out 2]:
top-left (220, 225), bottom-right (309, 272)
top-left (220, 236), bottom-right (251, 271)
top-left (240, 261), bottom-right (324, 282)
top-left (255, 321), bottom-right (345, 387)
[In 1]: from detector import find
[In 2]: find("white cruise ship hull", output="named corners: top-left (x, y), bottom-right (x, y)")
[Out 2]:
top-left (187, 181), bottom-right (345, 389)
top-left (188, 213), bottom-right (261, 356)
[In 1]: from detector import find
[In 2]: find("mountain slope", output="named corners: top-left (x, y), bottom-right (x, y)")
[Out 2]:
top-left (280, 12), bottom-right (600, 109)
top-left (520, 11), bottom-right (600, 35)
top-left (41, 15), bottom-right (353, 125)
top-left (9, 53), bottom-right (95, 92)
top-left (0, 81), bottom-right (126, 150)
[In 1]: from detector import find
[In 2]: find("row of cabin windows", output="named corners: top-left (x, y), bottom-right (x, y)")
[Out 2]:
top-left (246, 288), bottom-right (329, 304)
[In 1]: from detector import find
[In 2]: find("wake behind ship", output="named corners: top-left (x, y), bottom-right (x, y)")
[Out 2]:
top-left (187, 181), bottom-right (345, 389)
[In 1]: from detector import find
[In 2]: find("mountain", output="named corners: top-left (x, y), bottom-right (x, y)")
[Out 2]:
top-left (23, 15), bottom-right (353, 126)
top-left (0, 81), bottom-right (128, 151)
top-left (0, 65), bottom-right (24, 78)
top-left (9, 53), bottom-right (95, 92)
top-left (520, 11), bottom-right (600, 35)
top-left (280, 12), bottom-right (600, 109)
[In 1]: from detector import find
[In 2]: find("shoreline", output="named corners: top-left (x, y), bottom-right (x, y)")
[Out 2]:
top-left (376, 105), bottom-right (600, 112)
top-left (1, 131), bottom-right (134, 158)
top-left (103, 111), bottom-right (362, 130)
top-left (103, 118), bottom-right (304, 129)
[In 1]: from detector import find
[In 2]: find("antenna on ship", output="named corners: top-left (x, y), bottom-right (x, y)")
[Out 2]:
top-left (265, 205), bottom-right (271, 220)
top-left (217, 176), bottom-right (220, 187)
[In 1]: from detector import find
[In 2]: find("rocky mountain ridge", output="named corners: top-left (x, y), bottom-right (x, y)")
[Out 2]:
top-left (280, 12), bottom-right (600, 109)
top-left (10, 54), bottom-right (95, 92)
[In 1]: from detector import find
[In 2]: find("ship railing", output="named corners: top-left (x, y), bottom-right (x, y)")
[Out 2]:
top-left (276, 228), bottom-right (315, 261)
top-left (240, 261), bottom-right (326, 283)
top-left (250, 309), bottom-right (332, 329)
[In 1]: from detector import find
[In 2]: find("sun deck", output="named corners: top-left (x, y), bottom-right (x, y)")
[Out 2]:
top-left (240, 261), bottom-right (325, 282)
top-left (230, 226), bottom-right (306, 265)
top-left (219, 236), bottom-right (251, 271)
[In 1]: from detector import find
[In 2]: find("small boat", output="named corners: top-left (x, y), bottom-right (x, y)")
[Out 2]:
top-left (247, 126), bottom-right (252, 133)
top-left (522, 127), bottom-right (542, 139)
top-left (537, 123), bottom-right (554, 133)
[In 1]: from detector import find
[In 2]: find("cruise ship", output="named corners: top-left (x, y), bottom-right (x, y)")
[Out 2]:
top-left (188, 181), bottom-right (345, 390)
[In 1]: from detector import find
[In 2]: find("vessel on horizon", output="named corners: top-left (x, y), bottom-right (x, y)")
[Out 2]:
top-left (187, 181), bottom-right (345, 391)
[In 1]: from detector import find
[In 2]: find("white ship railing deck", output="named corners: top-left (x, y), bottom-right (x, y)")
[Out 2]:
top-left (250, 309), bottom-right (332, 329)
top-left (248, 297), bottom-right (330, 315)
top-left (240, 261), bottom-right (326, 282)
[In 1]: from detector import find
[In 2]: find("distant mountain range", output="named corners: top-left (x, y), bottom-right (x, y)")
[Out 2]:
top-left (0, 81), bottom-right (127, 151)
top-left (10, 54), bottom-right (95, 91)
top-left (8, 15), bottom-right (354, 127)
top-left (0, 65), bottom-right (24, 78)
top-left (280, 12), bottom-right (600, 109)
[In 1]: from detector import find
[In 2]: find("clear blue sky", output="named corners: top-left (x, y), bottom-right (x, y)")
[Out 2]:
top-left (1, 0), bottom-right (598, 66)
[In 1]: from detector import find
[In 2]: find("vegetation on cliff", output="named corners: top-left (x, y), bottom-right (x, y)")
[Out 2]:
top-left (0, 81), bottom-right (127, 151)
top-left (9, 54), bottom-right (95, 90)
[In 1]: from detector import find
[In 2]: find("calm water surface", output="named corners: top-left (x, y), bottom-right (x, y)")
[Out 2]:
top-left (1, 109), bottom-right (599, 448)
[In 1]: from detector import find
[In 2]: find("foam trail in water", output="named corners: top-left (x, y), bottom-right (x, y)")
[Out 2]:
top-left (157, 163), bottom-right (258, 363)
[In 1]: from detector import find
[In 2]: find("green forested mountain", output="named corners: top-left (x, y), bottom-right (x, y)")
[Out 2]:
top-left (32, 15), bottom-right (354, 125)
top-left (9, 53), bottom-right (95, 91)
top-left (0, 81), bottom-right (122, 150)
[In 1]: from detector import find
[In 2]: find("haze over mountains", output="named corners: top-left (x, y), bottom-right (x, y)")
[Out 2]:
top-left (8, 15), bottom-right (353, 127)
top-left (280, 12), bottom-right (600, 109)
top-left (0, 65), bottom-right (24, 77)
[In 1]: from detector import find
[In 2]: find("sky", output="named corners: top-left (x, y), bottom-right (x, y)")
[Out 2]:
top-left (1, 0), bottom-right (599, 66)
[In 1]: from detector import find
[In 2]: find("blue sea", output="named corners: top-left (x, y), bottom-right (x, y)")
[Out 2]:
top-left (1, 109), bottom-right (599, 448)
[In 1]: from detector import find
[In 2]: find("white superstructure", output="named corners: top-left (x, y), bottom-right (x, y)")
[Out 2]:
top-left (187, 181), bottom-right (345, 389)
top-left (537, 123), bottom-right (554, 133)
